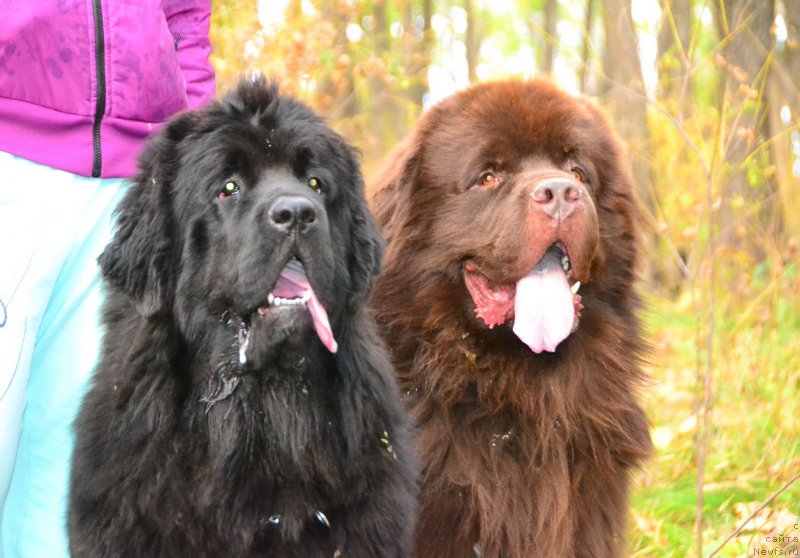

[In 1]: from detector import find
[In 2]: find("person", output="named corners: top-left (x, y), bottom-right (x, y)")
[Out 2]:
top-left (0, 2), bottom-right (215, 556)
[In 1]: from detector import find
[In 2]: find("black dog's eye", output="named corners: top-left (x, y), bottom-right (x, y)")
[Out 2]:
top-left (308, 177), bottom-right (323, 194)
top-left (218, 180), bottom-right (240, 200)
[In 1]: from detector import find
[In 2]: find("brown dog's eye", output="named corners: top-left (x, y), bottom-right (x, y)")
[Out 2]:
top-left (571, 168), bottom-right (586, 183)
top-left (218, 180), bottom-right (240, 199)
top-left (308, 177), bottom-right (323, 194)
top-left (478, 171), bottom-right (501, 188)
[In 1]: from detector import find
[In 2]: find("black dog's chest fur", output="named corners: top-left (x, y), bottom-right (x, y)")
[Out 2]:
top-left (71, 247), bottom-right (412, 558)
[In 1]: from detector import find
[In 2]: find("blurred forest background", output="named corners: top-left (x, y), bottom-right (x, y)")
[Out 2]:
top-left (209, 0), bottom-right (799, 556)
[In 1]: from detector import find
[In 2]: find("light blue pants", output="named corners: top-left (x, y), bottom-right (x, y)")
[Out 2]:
top-left (0, 151), bottom-right (127, 558)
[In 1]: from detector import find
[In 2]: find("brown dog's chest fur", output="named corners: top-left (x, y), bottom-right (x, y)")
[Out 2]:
top-left (388, 307), bottom-right (650, 558)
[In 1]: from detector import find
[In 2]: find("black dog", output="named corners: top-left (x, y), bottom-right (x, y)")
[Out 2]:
top-left (68, 79), bottom-right (417, 558)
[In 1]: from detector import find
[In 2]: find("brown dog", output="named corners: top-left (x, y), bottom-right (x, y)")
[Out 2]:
top-left (370, 80), bottom-right (652, 558)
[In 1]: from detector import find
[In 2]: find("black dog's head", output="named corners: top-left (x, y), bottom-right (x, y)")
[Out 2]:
top-left (99, 79), bottom-right (383, 369)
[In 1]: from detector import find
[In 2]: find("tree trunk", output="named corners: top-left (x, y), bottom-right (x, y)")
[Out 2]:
top-left (465, 0), bottom-right (479, 83)
top-left (374, 0), bottom-right (389, 53)
top-left (769, 0), bottom-right (800, 242)
top-left (713, 0), bottom-right (775, 246)
top-left (363, 0), bottom-right (401, 164)
top-left (579, 0), bottom-right (595, 94)
top-left (317, 1), bottom-right (358, 120)
top-left (600, 0), bottom-right (654, 213)
top-left (656, 0), bottom-right (692, 103)
top-left (542, 0), bottom-right (557, 75)
top-left (408, 0), bottom-right (435, 108)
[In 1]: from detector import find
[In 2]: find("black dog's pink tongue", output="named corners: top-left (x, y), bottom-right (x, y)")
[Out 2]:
top-left (513, 248), bottom-right (574, 353)
top-left (272, 259), bottom-right (338, 353)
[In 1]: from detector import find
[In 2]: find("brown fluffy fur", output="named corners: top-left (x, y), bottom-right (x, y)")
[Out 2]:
top-left (369, 80), bottom-right (652, 558)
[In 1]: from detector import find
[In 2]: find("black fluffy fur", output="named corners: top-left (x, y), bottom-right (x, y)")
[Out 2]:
top-left (68, 79), bottom-right (417, 558)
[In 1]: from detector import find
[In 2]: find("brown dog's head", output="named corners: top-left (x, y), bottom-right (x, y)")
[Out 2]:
top-left (371, 80), bottom-right (639, 354)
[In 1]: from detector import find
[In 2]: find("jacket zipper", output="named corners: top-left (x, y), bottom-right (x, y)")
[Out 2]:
top-left (91, 0), bottom-right (106, 178)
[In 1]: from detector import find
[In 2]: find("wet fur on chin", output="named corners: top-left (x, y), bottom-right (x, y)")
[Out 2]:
top-left (370, 80), bottom-right (653, 558)
top-left (68, 79), bottom-right (417, 558)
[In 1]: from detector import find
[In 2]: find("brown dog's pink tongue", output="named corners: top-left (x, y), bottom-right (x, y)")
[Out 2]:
top-left (512, 250), bottom-right (574, 353)
top-left (273, 260), bottom-right (338, 353)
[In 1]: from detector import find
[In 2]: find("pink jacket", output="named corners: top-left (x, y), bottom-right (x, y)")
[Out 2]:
top-left (0, 0), bottom-right (215, 178)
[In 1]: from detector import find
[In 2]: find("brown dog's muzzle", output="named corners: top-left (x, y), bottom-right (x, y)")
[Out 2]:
top-left (520, 168), bottom-right (598, 286)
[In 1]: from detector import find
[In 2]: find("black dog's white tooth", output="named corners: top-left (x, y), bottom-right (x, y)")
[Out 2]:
top-left (238, 321), bottom-right (249, 365)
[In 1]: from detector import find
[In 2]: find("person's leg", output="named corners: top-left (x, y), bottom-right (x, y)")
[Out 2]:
top-left (0, 153), bottom-right (126, 557)
top-left (0, 152), bottom-right (90, 545)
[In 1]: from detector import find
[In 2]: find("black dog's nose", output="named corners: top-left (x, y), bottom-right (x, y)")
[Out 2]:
top-left (269, 196), bottom-right (317, 233)
top-left (532, 178), bottom-right (581, 221)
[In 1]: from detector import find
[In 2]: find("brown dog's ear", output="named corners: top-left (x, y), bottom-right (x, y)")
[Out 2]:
top-left (368, 133), bottom-right (422, 251)
top-left (98, 112), bottom-right (197, 317)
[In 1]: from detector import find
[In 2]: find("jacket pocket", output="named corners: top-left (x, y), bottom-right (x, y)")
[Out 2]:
top-left (106, 2), bottom-right (188, 123)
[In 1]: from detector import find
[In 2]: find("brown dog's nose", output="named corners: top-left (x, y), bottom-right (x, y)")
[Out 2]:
top-left (269, 195), bottom-right (317, 233)
top-left (532, 178), bottom-right (581, 221)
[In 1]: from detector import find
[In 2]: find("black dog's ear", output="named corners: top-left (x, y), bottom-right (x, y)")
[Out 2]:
top-left (347, 197), bottom-right (385, 311)
top-left (98, 112), bottom-right (196, 317)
